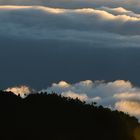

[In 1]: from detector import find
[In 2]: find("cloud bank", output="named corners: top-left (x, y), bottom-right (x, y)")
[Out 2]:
top-left (40, 80), bottom-right (140, 120)
top-left (0, 0), bottom-right (140, 13)
top-left (0, 5), bottom-right (140, 47)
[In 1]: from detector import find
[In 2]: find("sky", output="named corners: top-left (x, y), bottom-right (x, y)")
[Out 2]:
top-left (2, 0), bottom-right (140, 119)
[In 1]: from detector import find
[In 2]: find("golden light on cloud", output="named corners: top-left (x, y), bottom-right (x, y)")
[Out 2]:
top-left (0, 5), bottom-right (65, 14)
top-left (109, 7), bottom-right (128, 13)
top-left (5, 85), bottom-right (32, 98)
top-left (109, 80), bottom-right (132, 88)
top-left (0, 5), bottom-right (136, 17)
top-left (52, 81), bottom-right (70, 88)
top-left (0, 5), bottom-right (31, 10)
top-left (115, 101), bottom-right (140, 116)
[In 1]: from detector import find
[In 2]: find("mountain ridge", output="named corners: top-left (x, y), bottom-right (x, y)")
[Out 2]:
top-left (0, 91), bottom-right (139, 140)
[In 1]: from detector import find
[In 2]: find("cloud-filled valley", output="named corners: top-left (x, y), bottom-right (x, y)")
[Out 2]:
top-left (5, 80), bottom-right (140, 121)
top-left (45, 80), bottom-right (140, 120)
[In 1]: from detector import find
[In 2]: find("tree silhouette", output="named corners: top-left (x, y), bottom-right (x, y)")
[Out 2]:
top-left (0, 90), bottom-right (139, 140)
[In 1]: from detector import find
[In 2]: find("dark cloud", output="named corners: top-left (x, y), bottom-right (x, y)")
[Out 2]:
top-left (0, 5), bottom-right (140, 90)
top-left (1, 38), bottom-right (140, 89)
top-left (0, 6), bottom-right (140, 43)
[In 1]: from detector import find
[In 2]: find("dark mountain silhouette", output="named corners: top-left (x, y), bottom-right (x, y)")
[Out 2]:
top-left (0, 90), bottom-right (139, 140)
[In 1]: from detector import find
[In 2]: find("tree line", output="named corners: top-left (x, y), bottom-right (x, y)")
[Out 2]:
top-left (0, 91), bottom-right (139, 140)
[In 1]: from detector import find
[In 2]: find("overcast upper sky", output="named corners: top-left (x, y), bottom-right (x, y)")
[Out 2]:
top-left (0, 1), bottom-right (140, 88)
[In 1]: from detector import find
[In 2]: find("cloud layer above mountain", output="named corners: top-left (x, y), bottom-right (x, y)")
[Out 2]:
top-left (6, 79), bottom-right (140, 121)
top-left (41, 80), bottom-right (140, 120)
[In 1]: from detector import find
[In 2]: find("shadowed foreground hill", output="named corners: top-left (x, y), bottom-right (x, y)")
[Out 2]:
top-left (0, 91), bottom-right (140, 140)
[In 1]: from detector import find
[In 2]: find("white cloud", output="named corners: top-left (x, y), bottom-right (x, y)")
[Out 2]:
top-left (52, 81), bottom-right (70, 88)
top-left (62, 91), bottom-right (88, 101)
top-left (114, 92), bottom-right (140, 100)
top-left (42, 80), bottom-right (140, 120)
top-left (115, 101), bottom-right (140, 117)
top-left (5, 85), bottom-right (34, 98)
top-left (5, 80), bottom-right (140, 120)
top-left (98, 7), bottom-right (140, 18)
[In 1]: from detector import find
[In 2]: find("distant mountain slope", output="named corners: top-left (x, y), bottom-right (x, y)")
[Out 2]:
top-left (0, 91), bottom-right (139, 140)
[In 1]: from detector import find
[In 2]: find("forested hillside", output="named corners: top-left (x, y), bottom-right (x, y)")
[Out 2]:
top-left (0, 91), bottom-right (139, 140)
